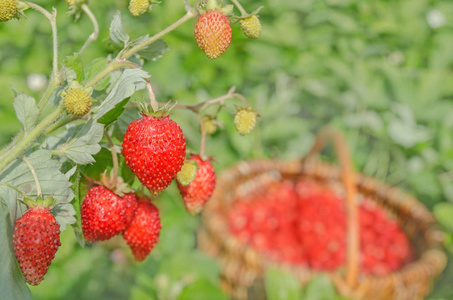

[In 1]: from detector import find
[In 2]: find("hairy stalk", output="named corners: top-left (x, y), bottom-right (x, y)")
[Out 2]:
top-left (85, 9), bottom-right (196, 89)
top-left (23, 2), bottom-right (62, 111)
top-left (0, 106), bottom-right (65, 173)
top-left (197, 112), bottom-right (207, 159)
top-left (44, 115), bottom-right (79, 135)
top-left (85, 60), bottom-right (138, 88)
top-left (172, 86), bottom-right (248, 111)
top-left (79, 4), bottom-right (99, 54)
top-left (146, 79), bottom-right (159, 112)
top-left (120, 9), bottom-right (196, 60)
top-left (230, 0), bottom-right (248, 15)
top-left (21, 154), bottom-right (42, 197)
top-left (104, 130), bottom-right (118, 188)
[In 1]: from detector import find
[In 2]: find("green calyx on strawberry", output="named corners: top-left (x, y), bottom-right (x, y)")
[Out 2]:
top-left (177, 155), bottom-right (216, 215)
top-left (122, 101), bottom-right (186, 195)
top-left (13, 196), bottom-right (61, 286)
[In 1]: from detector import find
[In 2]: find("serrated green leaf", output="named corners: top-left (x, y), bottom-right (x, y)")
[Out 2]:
top-left (177, 278), bottom-right (228, 300)
top-left (265, 267), bottom-right (301, 300)
top-left (93, 69), bottom-right (149, 121)
top-left (110, 11), bottom-right (129, 46)
top-left (135, 39), bottom-right (169, 61)
top-left (65, 53), bottom-right (85, 82)
top-left (53, 120), bottom-right (104, 165)
top-left (0, 201), bottom-right (32, 300)
top-left (0, 150), bottom-right (75, 231)
top-left (97, 97), bottom-right (130, 126)
top-left (13, 93), bottom-right (39, 134)
top-left (85, 58), bottom-right (110, 91)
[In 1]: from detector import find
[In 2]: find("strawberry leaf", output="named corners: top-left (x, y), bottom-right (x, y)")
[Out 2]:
top-left (0, 201), bottom-right (32, 300)
top-left (51, 120), bottom-right (104, 165)
top-left (110, 11), bottom-right (130, 46)
top-left (0, 150), bottom-right (75, 231)
top-left (12, 92), bottom-right (39, 135)
top-left (93, 69), bottom-right (149, 121)
top-left (97, 97), bottom-right (130, 126)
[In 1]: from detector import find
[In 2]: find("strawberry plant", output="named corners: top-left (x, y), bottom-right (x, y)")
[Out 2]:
top-left (0, 0), bottom-right (262, 298)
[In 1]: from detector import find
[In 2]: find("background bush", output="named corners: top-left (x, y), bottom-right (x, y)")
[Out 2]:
top-left (1, 0), bottom-right (453, 299)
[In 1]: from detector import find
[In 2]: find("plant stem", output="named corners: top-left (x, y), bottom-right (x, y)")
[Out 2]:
top-left (170, 86), bottom-right (247, 111)
top-left (79, 4), bottom-right (99, 54)
top-left (23, 2), bottom-right (62, 111)
top-left (197, 112), bottom-right (206, 158)
top-left (85, 60), bottom-right (138, 88)
top-left (230, 0), bottom-right (248, 15)
top-left (120, 9), bottom-right (197, 60)
top-left (21, 154), bottom-right (42, 197)
top-left (44, 115), bottom-right (79, 135)
top-left (0, 131), bottom-right (24, 159)
top-left (145, 79), bottom-right (159, 112)
top-left (0, 106), bottom-right (65, 173)
top-left (104, 130), bottom-right (118, 188)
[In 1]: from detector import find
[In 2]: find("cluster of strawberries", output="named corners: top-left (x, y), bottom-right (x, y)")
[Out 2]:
top-left (12, 114), bottom-right (217, 286)
top-left (228, 179), bottom-right (413, 275)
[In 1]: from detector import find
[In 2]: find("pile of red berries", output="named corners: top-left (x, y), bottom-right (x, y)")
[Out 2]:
top-left (228, 179), bottom-right (413, 275)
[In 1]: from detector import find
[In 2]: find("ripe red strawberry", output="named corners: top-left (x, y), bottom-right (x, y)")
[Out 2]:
top-left (122, 115), bottom-right (186, 194)
top-left (81, 186), bottom-right (138, 242)
top-left (194, 9), bottom-right (232, 59)
top-left (13, 201), bottom-right (61, 286)
top-left (123, 198), bottom-right (161, 261)
top-left (177, 155), bottom-right (216, 215)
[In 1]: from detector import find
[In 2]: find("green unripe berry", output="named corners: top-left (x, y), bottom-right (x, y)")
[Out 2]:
top-left (0, 0), bottom-right (18, 22)
top-left (240, 15), bottom-right (262, 39)
top-left (203, 116), bottom-right (218, 135)
top-left (234, 108), bottom-right (257, 135)
top-left (63, 88), bottom-right (92, 116)
top-left (129, 0), bottom-right (150, 17)
top-left (176, 160), bottom-right (198, 186)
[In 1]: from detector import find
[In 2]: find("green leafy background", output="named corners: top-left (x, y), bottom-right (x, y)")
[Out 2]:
top-left (1, 0), bottom-right (453, 299)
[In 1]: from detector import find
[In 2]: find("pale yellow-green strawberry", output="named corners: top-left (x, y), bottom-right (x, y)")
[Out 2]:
top-left (176, 160), bottom-right (198, 186)
top-left (0, 0), bottom-right (18, 22)
top-left (234, 107), bottom-right (258, 135)
top-left (129, 0), bottom-right (150, 17)
top-left (62, 86), bottom-right (92, 116)
top-left (240, 15), bottom-right (262, 39)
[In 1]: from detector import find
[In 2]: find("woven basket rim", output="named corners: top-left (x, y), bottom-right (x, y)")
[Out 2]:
top-left (201, 158), bottom-right (447, 284)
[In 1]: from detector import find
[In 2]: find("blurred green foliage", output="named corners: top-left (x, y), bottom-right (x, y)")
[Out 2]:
top-left (1, 0), bottom-right (453, 299)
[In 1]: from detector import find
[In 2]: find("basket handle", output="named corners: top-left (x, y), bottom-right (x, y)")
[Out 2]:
top-left (305, 127), bottom-right (359, 289)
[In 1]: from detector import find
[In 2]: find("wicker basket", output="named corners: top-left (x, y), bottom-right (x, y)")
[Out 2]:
top-left (198, 128), bottom-right (447, 300)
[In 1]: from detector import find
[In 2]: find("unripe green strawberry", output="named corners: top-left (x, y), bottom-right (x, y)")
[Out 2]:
top-left (176, 160), bottom-right (198, 186)
top-left (203, 115), bottom-right (218, 135)
top-left (13, 200), bottom-right (61, 286)
top-left (234, 107), bottom-right (258, 135)
top-left (240, 15), bottom-right (262, 39)
top-left (63, 87), bottom-right (92, 116)
top-left (65, 0), bottom-right (75, 5)
top-left (194, 9), bottom-right (232, 59)
top-left (123, 198), bottom-right (161, 261)
top-left (0, 0), bottom-right (18, 22)
top-left (129, 0), bottom-right (150, 17)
